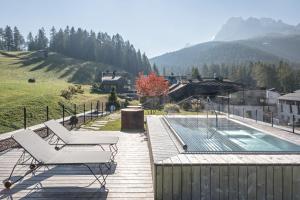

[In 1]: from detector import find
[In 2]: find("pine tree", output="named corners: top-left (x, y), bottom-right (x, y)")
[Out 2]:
top-left (49, 26), bottom-right (57, 50)
top-left (4, 26), bottom-right (13, 51)
top-left (36, 28), bottom-right (48, 50)
top-left (191, 67), bottom-right (201, 80)
top-left (0, 28), bottom-right (4, 50)
top-left (201, 64), bottom-right (209, 77)
top-left (27, 32), bottom-right (35, 51)
top-left (153, 63), bottom-right (159, 75)
top-left (163, 67), bottom-right (166, 76)
top-left (13, 26), bottom-right (24, 51)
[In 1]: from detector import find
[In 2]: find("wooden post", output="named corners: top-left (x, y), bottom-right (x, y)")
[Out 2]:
top-left (97, 101), bottom-right (99, 116)
top-left (227, 92), bottom-right (230, 117)
top-left (293, 115), bottom-right (295, 133)
top-left (46, 106), bottom-right (49, 136)
top-left (23, 107), bottom-right (26, 129)
top-left (271, 112), bottom-right (273, 127)
top-left (243, 107), bottom-right (245, 118)
top-left (74, 104), bottom-right (76, 116)
top-left (256, 109), bottom-right (258, 122)
top-left (62, 105), bottom-right (65, 126)
top-left (83, 104), bottom-right (86, 123)
top-left (90, 102), bottom-right (93, 120)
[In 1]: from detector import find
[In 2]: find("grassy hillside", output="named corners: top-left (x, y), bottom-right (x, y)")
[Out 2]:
top-left (0, 51), bottom-right (109, 134)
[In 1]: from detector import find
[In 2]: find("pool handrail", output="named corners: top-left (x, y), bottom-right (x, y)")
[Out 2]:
top-left (162, 116), bottom-right (188, 151)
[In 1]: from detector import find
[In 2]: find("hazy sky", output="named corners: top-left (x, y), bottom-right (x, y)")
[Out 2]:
top-left (1, 0), bottom-right (299, 57)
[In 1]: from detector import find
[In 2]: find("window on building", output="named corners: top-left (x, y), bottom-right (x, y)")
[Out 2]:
top-left (298, 103), bottom-right (300, 115)
top-left (290, 103), bottom-right (293, 113)
top-left (281, 103), bottom-right (283, 112)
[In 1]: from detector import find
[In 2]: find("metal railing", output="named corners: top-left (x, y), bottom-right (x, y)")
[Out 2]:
top-left (0, 100), bottom-right (107, 135)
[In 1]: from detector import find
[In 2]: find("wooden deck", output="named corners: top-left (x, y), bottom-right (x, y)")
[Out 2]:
top-left (0, 131), bottom-right (154, 199)
top-left (147, 115), bottom-right (300, 199)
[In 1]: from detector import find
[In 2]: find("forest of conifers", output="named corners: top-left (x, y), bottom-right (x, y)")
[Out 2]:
top-left (1, 25), bottom-right (299, 92)
top-left (0, 25), bottom-right (151, 75)
top-left (188, 61), bottom-right (300, 93)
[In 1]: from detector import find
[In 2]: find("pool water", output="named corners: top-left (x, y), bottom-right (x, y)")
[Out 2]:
top-left (165, 117), bottom-right (300, 153)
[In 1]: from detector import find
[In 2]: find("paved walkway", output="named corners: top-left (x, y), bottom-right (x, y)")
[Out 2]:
top-left (80, 113), bottom-right (120, 131)
top-left (0, 131), bottom-right (153, 199)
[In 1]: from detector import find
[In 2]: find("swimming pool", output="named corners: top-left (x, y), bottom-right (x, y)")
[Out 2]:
top-left (164, 117), bottom-right (300, 153)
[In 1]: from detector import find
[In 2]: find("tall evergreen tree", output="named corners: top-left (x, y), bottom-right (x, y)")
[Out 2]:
top-left (0, 28), bottom-right (4, 50)
top-left (49, 26), bottom-right (57, 50)
top-left (27, 32), bottom-right (35, 51)
top-left (4, 26), bottom-right (13, 51)
top-left (191, 67), bottom-right (201, 80)
top-left (13, 26), bottom-right (24, 51)
top-left (36, 28), bottom-right (48, 50)
top-left (153, 63), bottom-right (159, 75)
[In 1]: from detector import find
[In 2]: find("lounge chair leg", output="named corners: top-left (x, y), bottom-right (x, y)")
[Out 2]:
top-left (109, 144), bottom-right (118, 162)
top-left (83, 164), bottom-right (108, 188)
top-left (4, 164), bottom-right (40, 189)
top-left (3, 151), bottom-right (40, 189)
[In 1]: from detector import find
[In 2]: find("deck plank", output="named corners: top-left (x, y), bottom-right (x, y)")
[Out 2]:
top-left (0, 131), bottom-right (154, 199)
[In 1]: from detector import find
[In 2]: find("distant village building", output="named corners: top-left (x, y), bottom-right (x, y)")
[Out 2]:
top-left (168, 78), bottom-right (242, 102)
top-left (99, 71), bottom-right (129, 93)
top-left (230, 88), bottom-right (280, 106)
top-left (216, 89), bottom-right (280, 121)
top-left (278, 91), bottom-right (300, 124)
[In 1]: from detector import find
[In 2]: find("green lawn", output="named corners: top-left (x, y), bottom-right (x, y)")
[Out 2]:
top-left (0, 51), bottom-right (108, 134)
top-left (100, 119), bottom-right (121, 131)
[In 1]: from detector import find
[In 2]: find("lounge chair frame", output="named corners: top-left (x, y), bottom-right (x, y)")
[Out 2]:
top-left (47, 133), bottom-right (118, 161)
top-left (4, 146), bottom-right (111, 190)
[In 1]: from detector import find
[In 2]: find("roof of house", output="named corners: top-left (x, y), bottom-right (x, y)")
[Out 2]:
top-left (101, 76), bottom-right (122, 82)
top-left (278, 92), bottom-right (300, 101)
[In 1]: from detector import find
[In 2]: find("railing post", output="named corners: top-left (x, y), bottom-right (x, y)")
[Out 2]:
top-left (271, 112), bottom-right (273, 127)
top-left (83, 104), bottom-right (86, 123)
top-left (243, 107), bottom-right (245, 118)
top-left (256, 109), bottom-right (258, 122)
top-left (23, 107), bottom-right (26, 129)
top-left (97, 101), bottom-right (99, 116)
top-left (74, 104), bottom-right (77, 116)
top-left (62, 105), bottom-right (65, 126)
top-left (90, 102), bottom-right (93, 120)
top-left (293, 115), bottom-right (295, 133)
top-left (46, 106), bottom-right (49, 136)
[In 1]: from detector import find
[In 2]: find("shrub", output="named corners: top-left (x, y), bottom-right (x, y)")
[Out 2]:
top-left (164, 103), bottom-right (180, 113)
top-left (91, 83), bottom-right (101, 93)
top-left (106, 88), bottom-right (120, 111)
top-left (124, 99), bottom-right (130, 107)
top-left (60, 89), bottom-right (72, 100)
top-left (69, 116), bottom-right (78, 128)
top-left (68, 85), bottom-right (77, 95)
top-left (75, 85), bottom-right (84, 94)
top-left (182, 102), bottom-right (192, 111)
top-left (28, 78), bottom-right (36, 83)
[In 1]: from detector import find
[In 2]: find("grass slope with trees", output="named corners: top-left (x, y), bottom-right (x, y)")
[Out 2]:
top-left (0, 51), bottom-right (108, 134)
top-left (0, 25), bottom-right (155, 134)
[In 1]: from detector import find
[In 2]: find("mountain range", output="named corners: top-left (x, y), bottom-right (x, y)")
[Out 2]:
top-left (150, 17), bottom-right (300, 73)
top-left (214, 17), bottom-right (300, 41)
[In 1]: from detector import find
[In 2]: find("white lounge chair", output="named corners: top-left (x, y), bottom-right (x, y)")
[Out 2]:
top-left (44, 120), bottom-right (118, 160)
top-left (3, 129), bottom-right (112, 189)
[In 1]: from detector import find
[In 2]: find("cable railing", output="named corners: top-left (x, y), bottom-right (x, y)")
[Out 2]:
top-left (0, 100), bottom-right (108, 135)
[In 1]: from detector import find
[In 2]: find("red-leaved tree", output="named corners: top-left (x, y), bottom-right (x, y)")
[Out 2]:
top-left (135, 72), bottom-right (169, 97)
